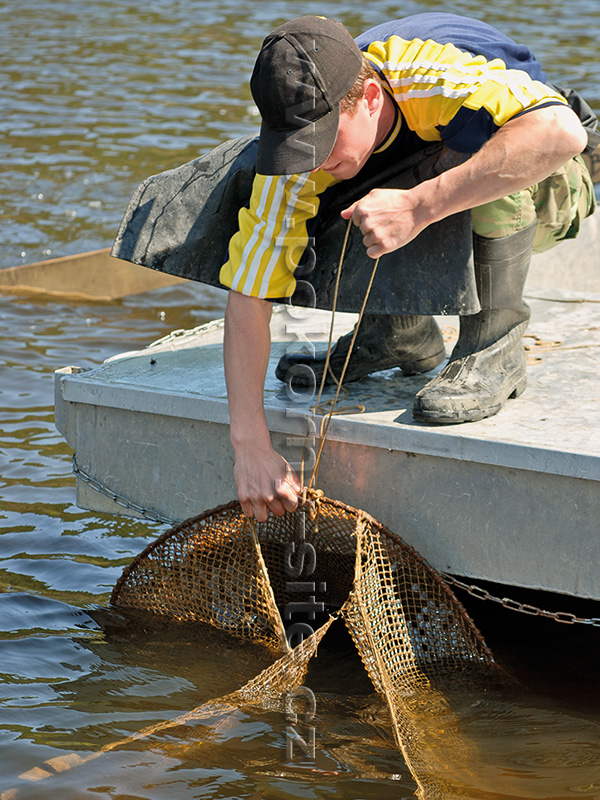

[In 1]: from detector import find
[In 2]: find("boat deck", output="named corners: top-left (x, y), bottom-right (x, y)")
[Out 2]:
top-left (55, 211), bottom-right (600, 600)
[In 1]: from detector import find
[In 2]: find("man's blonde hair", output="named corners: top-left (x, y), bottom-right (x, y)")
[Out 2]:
top-left (340, 56), bottom-right (382, 115)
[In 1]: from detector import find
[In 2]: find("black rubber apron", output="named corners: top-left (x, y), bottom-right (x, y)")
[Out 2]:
top-left (111, 134), bottom-right (480, 315)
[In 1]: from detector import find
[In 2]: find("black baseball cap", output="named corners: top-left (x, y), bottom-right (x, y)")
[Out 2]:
top-left (250, 16), bottom-right (364, 175)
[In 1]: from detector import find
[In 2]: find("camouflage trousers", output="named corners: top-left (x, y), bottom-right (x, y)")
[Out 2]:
top-left (471, 154), bottom-right (596, 252)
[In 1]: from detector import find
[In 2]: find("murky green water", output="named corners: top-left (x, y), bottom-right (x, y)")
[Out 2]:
top-left (1, 1), bottom-right (599, 797)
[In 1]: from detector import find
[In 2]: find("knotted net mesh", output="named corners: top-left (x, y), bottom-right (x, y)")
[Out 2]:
top-left (107, 492), bottom-right (503, 798)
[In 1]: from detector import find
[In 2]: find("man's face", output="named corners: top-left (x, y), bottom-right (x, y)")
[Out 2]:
top-left (316, 100), bottom-right (381, 180)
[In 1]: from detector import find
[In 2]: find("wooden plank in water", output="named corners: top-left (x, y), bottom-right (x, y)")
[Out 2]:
top-left (0, 248), bottom-right (186, 301)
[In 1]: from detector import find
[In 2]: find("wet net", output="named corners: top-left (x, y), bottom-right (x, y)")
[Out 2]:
top-left (106, 491), bottom-right (503, 799)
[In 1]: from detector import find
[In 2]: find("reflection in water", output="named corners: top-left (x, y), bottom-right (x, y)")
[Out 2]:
top-left (1, 1), bottom-right (599, 798)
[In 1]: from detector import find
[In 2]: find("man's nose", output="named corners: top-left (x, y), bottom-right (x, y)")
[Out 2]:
top-left (313, 157), bottom-right (332, 174)
top-left (311, 155), bottom-right (330, 173)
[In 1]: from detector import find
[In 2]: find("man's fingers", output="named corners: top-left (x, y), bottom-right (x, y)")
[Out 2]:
top-left (279, 491), bottom-right (299, 514)
top-left (275, 474), bottom-right (300, 514)
top-left (361, 229), bottom-right (386, 258)
top-left (364, 244), bottom-right (380, 258)
top-left (285, 464), bottom-right (302, 493)
top-left (240, 499), bottom-right (253, 518)
top-left (340, 201), bottom-right (357, 220)
top-left (241, 497), bottom-right (272, 522)
top-left (243, 494), bottom-right (295, 521)
top-left (240, 478), bottom-right (300, 522)
top-left (267, 497), bottom-right (288, 518)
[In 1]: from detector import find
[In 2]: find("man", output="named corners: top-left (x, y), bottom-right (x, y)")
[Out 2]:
top-left (218, 13), bottom-right (595, 521)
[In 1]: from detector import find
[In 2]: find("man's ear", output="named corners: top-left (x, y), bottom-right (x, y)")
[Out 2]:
top-left (363, 78), bottom-right (384, 115)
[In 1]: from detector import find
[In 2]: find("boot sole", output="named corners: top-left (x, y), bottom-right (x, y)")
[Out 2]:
top-left (413, 373), bottom-right (527, 424)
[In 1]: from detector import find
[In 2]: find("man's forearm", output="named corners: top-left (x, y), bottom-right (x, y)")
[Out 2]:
top-left (415, 105), bottom-right (588, 228)
top-left (223, 290), bottom-right (301, 520)
top-left (224, 290), bottom-right (273, 449)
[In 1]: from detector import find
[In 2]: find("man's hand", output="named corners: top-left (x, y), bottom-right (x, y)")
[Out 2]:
top-left (341, 187), bottom-right (427, 258)
top-left (233, 440), bottom-right (301, 522)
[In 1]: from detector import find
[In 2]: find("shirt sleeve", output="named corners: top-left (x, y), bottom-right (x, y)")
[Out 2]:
top-left (219, 169), bottom-right (338, 298)
top-left (365, 36), bottom-right (568, 153)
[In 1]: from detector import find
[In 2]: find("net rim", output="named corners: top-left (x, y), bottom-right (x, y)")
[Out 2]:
top-left (109, 495), bottom-right (493, 661)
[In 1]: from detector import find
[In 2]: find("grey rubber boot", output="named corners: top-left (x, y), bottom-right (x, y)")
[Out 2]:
top-left (276, 314), bottom-right (446, 389)
top-left (413, 220), bottom-right (536, 424)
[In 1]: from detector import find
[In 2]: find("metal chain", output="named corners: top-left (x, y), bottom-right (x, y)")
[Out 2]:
top-left (442, 573), bottom-right (600, 628)
top-left (71, 455), bottom-right (599, 628)
top-left (147, 318), bottom-right (225, 349)
top-left (71, 454), bottom-right (178, 526)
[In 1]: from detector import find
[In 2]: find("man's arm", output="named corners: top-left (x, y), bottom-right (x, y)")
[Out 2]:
top-left (343, 105), bottom-right (588, 257)
top-left (223, 290), bottom-right (301, 521)
top-left (220, 170), bottom-right (335, 519)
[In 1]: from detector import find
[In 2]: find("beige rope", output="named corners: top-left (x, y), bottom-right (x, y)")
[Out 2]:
top-left (298, 221), bottom-right (352, 487)
top-left (306, 220), bottom-right (381, 490)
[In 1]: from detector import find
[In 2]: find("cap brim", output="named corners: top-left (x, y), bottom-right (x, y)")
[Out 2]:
top-left (255, 104), bottom-right (340, 175)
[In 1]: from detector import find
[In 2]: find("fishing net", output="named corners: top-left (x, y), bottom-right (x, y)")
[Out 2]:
top-left (5, 491), bottom-right (509, 799)
top-left (106, 491), bottom-right (503, 799)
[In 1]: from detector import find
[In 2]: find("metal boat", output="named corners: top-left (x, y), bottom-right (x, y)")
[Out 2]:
top-left (53, 207), bottom-right (600, 602)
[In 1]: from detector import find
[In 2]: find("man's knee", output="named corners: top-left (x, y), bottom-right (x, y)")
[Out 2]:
top-left (471, 191), bottom-right (537, 240)
top-left (471, 154), bottom-right (596, 252)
